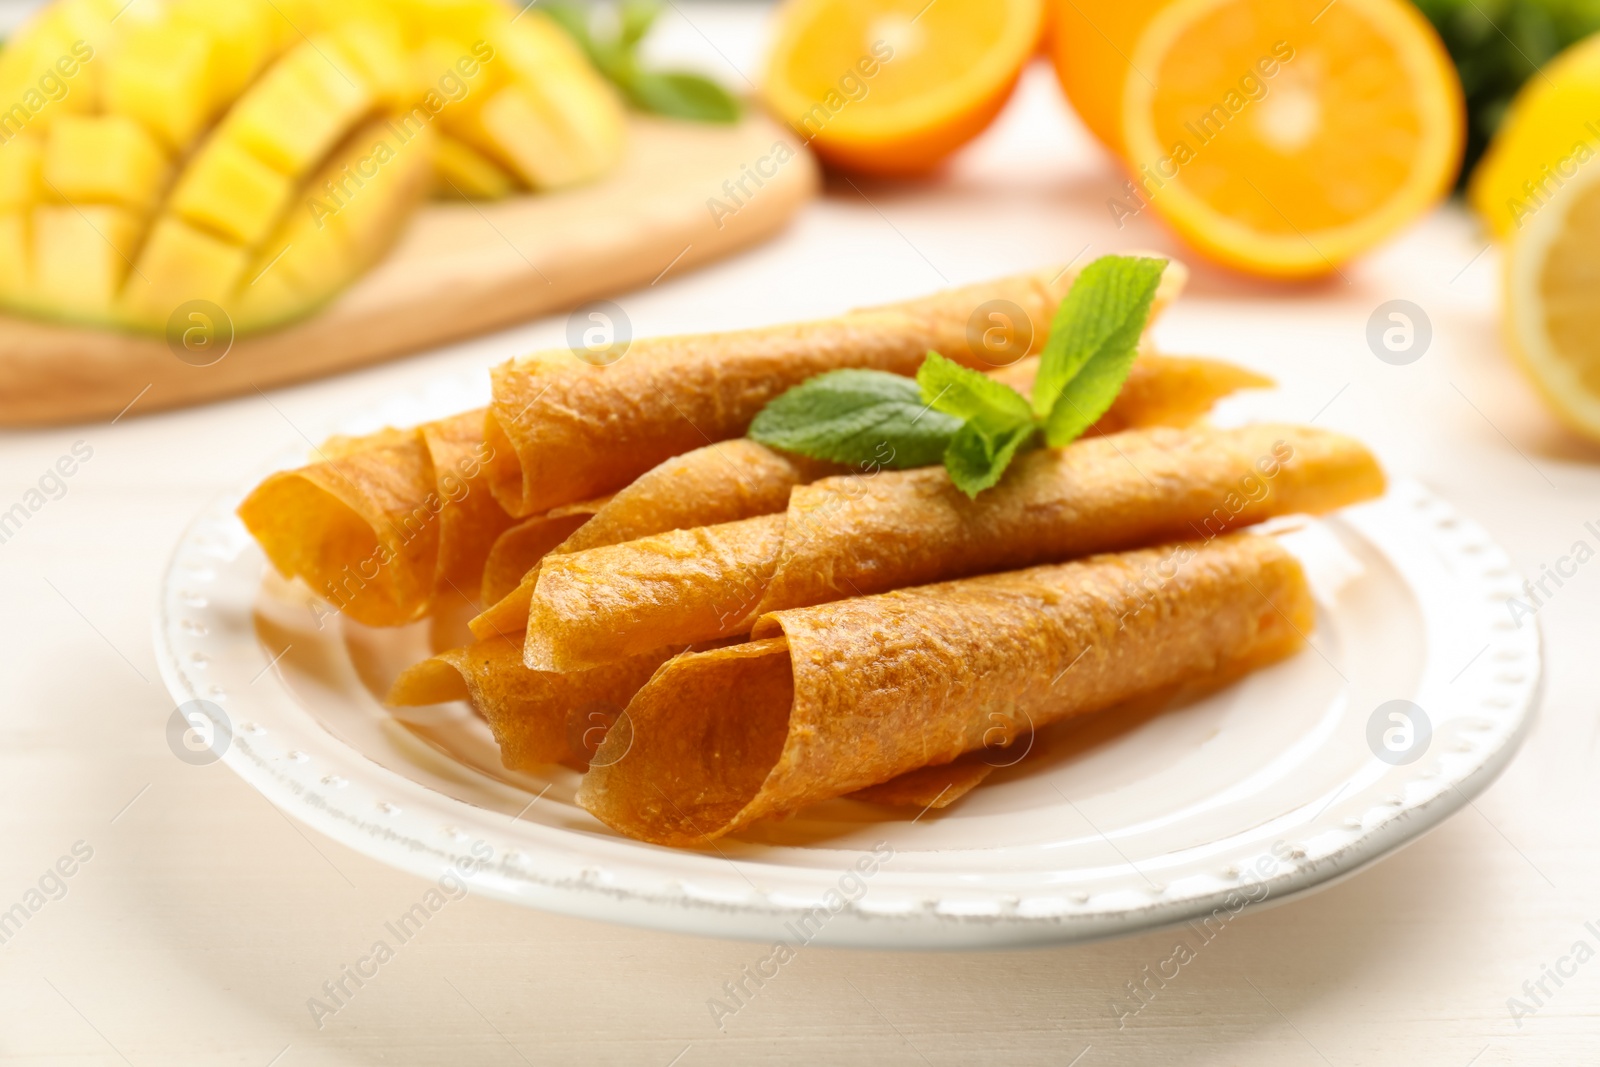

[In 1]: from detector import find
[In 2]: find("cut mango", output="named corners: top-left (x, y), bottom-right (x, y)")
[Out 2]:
top-left (122, 217), bottom-right (253, 327)
top-left (220, 41), bottom-right (375, 175)
top-left (43, 115), bottom-right (169, 210)
top-left (236, 118), bottom-right (436, 331)
top-left (102, 22), bottom-right (218, 150)
top-left (0, 212), bottom-right (29, 292)
top-left (330, 20), bottom-right (417, 107)
top-left (169, 0), bottom-right (281, 102)
top-left (169, 137), bottom-right (295, 246)
top-left (0, 0), bottom-right (627, 337)
top-left (33, 204), bottom-right (143, 317)
top-left (433, 134), bottom-right (514, 199)
top-left (0, 133), bottom-right (44, 209)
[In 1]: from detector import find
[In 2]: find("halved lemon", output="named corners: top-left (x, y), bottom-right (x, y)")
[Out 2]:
top-left (1470, 33), bottom-right (1600, 241)
top-left (1116, 0), bottom-right (1463, 277)
top-left (762, 0), bottom-right (1044, 176)
top-left (1505, 157), bottom-right (1600, 441)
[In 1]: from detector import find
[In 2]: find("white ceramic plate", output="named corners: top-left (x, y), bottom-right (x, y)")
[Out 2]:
top-left (155, 391), bottom-right (1540, 950)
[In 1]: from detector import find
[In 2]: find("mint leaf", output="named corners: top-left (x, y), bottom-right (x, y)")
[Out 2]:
top-left (546, 0), bottom-right (740, 124)
top-left (917, 350), bottom-right (1034, 437)
top-left (944, 421), bottom-right (1037, 498)
top-left (1043, 330), bottom-right (1146, 446)
top-left (748, 370), bottom-right (960, 469)
top-left (916, 351), bottom-right (1038, 497)
top-left (747, 257), bottom-right (1166, 497)
top-left (1031, 255), bottom-right (1167, 420)
top-left (622, 70), bottom-right (741, 123)
top-left (619, 0), bottom-right (660, 47)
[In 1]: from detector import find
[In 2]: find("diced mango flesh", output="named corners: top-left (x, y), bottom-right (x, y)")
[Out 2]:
top-left (433, 134), bottom-right (514, 199)
top-left (33, 203), bottom-right (143, 316)
top-left (44, 115), bottom-right (169, 210)
top-left (0, 133), bottom-right (44, 209)
top-left (102, 23), bottom-right (217, 150)
top-left (0, 0), bottom-right (627, 336)
top-left (0, 212), bottom-right (29, 291)
top-left (170, 137), bottom-right (295, 246)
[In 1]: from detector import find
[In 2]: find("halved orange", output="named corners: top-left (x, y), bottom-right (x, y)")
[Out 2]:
top-left (1505, 157), bottom-right (1600, 442)
top-left (762, 0), bottom-right (1044, 176)
top-left (1070, 0), bottom-right (1463, 278)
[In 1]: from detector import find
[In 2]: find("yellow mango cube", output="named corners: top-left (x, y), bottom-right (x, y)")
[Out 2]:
top-left (234, 256), bottom-right (309, 332)
top-left (43, 115), bottom-right (169, 210)
top-left (401, 0), bottom-right (504, 42)
top-left (0, 23), bottom-right (95, 138)
top-left (432, 134), bottom-right (514, 199)
top-left (473, 85), bottom-right (586, 190)
top-left (103, 22), bottom-right (217, 150)
top-left (170, 137), bottom-right (295, 246)
top-left (0, 133), bottom-right (44, 209)
top-left (170, 0), bottom-right (280, 101)
top-left (330, 21), bottom-right (415, 106)
top-left (221, 42), bottom-right (373, 175)
top-left (122, 216), bottom-right (251, 326)
top-left (32, 203), bottom-right (143, 316)
top-left (0, 211), bottom-right (30, 293)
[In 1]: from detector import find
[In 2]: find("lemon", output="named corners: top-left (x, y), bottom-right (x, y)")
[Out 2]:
top-left (1470, 33), bottom-right (1600, 240)
top-left (1505, 153), bottom-right (1600, 441)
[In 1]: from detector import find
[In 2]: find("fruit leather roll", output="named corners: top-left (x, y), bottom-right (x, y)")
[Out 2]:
top-left (474, 352), bottom-right (1270, 636)
top-left (484, 261), bottom-right (1191, 517)
top-left (473, 439), bottom-right (840, 626)
top-left (388, 636), bottom-right (675, 770)
top-left (392, 633), bottom-right (995, 807)
top-left (579, 533), bottom-right (1313, 847)
top-left (237, 410), bottom-right (512, 627)
top-left (523, 423), bottom-right (1383, 671)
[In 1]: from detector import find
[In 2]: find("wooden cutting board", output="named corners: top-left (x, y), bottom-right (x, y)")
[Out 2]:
top-left (0, 112), bottom-right (817, 427)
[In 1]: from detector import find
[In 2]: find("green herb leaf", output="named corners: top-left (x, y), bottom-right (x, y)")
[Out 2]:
top-left (943, 420), bottom-right (1038, 498)
top-left (1031, 255), bottom-right (1167, 421)
top-left (916, 350), bottom-right (1035, 436)
top-left (544, 0), bottom-right (740, 124)
top-left (746, 255), bottom-right (1167, 497)
top-left (618, 0), bottom-right (661, 48)
top-left (621, 70), bottom-right (741, 123)
top-left (1043, 336), bottom-right (1144, 446)
top-left (748, 369), bottom-right (961, 469)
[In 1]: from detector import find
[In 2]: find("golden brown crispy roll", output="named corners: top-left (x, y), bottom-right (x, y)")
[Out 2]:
top-left (475, 352), bottom-right (1270, 638)
top-left (524, 423), bottom-right (1383, 671)
top-left (471, 440), bottom-right (841, 637)
top-left (484, 262), bottom-right (1190, 517)
top-left (578, 534), bottom-right (1313, 847)
top-left (238, 410), bottom-right (508, 627)
top-left (394, 634), bottom-right (1004, 807)
top-left (478, 502), bottom-right (606, 610)
top-left (421, 412), bottom-right (518, 602)
top-left (989, 350), bottom-right (1271, 422)
top-left (388, 636), bottom-right (677, 771)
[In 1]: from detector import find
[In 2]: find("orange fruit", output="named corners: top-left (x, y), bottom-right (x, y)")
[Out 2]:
top-left (1047, 0), bottom-right (1168, 155)
top-left (762, 0), bottom-right (1045, 176)
top-left (1504, 156), bottom-right (1600, 442)
top-left (1051, 0), bottom-right (1464, 278)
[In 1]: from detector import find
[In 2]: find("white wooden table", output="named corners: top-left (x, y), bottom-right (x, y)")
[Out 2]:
top-left (1, 4), bottom-right (1596, 1063)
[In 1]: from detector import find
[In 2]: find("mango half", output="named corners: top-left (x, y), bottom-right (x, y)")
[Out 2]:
top-left (0, 0), bottom-right (626, 336)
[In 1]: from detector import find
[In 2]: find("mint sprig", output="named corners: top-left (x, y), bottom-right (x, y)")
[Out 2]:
top-left (749, 255), bottom-right (1168, 497)
top-left (546, 0), bottom-right (741, 124)
top-left (747, 370), bottom-right (961, 469)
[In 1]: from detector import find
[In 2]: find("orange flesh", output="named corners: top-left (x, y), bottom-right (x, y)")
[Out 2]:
top-left (1144, 0), bottom-right (1427, 234)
